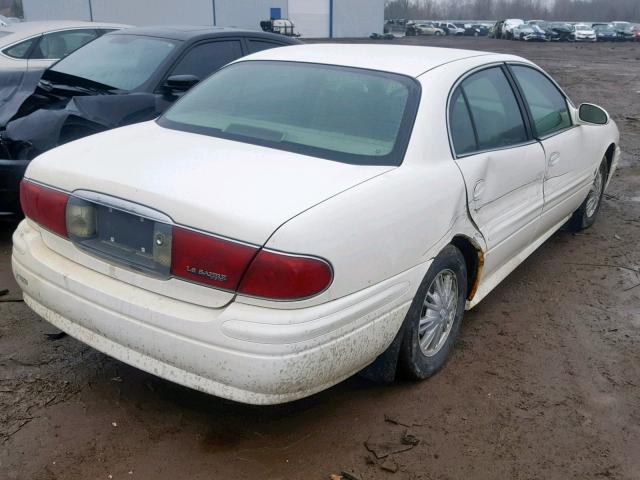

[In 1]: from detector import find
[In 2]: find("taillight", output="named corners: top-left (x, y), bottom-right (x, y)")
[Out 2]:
top-left (20, 180), bottom-right (69, 237)
top-left (171, 226), bottom-right (258, 291)
top-left (238, 250), bottom-right (333, 300)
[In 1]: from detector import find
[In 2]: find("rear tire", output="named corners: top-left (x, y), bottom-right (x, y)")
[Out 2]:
top-left (397, 245), bottom-right (467, 380)
top-left (568, 158), bottom-right (607, 231)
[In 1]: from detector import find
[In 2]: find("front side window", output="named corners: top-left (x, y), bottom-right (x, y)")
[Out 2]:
top-left (168, 40), bottom-right (243, 81)
top-left (3, 38), bottom-right (34, 59)
top-left (458, 67), bottom-right (528, 152)
top-left (510, 65), bottom-right (571, 137)
top-left (159, 61), bottom-right (420, 166)
top-left (49, 34), bottom-right (178, 91)
top-left (31, 29), bottom-right (98, 59)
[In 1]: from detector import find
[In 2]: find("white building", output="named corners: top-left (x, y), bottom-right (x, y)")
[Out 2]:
top-left (22, 0), bottom-right (384, 38)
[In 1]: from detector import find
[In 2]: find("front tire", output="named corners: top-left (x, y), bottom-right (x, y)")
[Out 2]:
top-left (398, 245), bottom-right (467, 380)
top-left (569, 158), bottom-right (607, 231)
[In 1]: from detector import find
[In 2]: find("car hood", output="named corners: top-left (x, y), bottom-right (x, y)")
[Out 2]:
top-left (0, 68), bottom-right (46, 129)
top-left (26, 121), bottom-right (394, 245)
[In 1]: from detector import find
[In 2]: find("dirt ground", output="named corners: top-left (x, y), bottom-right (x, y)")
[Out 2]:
top-left (1, 36), bottom-right (639, 480)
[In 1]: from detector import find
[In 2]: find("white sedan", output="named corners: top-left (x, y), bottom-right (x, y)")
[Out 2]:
top-left (573, 23), bottom-right (597, 42)
top-left (12, 45), bottom-right (620, 404)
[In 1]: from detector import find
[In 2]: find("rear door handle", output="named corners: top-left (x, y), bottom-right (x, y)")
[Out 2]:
top-left (548, 152), bottom-right (561, 167)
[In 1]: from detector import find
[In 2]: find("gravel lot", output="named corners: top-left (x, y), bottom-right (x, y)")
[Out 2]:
top-left (1, 36), bottom-right (639, 480)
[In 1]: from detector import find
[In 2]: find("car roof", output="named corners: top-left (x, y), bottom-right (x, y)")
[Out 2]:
top-left (237, 44), bottom-right (510, 78)
top-left (0, 20), bottom-right (128, 46)
top-left (107, 25), bottom-right (300, 43)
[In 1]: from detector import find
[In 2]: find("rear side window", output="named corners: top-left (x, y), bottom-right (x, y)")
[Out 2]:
top-left (31, 29), bottom-right (98, 59)
top-left (169, 40), bottom-right (243, 81)
top-left (510, 65), bottom-right (571, 137)
top-left (3, 38), bottom-right (34, 59)
top-left (460, 67), bottom-right (527, 152)
top-left (247, 39), bottom-right (284, 53)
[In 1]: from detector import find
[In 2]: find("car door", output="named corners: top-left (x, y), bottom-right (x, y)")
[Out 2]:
top-left (449, 66), bottom-right (546, 277)
top-left (508, 64), bottom-right (597, 233)
top-left (27, 29), bottom-right (99, 71)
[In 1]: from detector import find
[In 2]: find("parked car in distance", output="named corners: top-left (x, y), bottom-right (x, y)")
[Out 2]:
top-left (501, 18), bottom-right (524, 39)
top-left (0, 21), bottom-right (126, 71)
top-left (456, 23), bottom-right (487, 36)
top-left (472, 24), bottom-right (490, 36)
top-left (633, 24), bottom-right (640, 41)
top-left (513, 23), bottom-right (547, 41)
top-left (415, 23), bottom-right (444, 36)
top-left (593, 24), bottom-right (619, 41)
top-left (0, 26), bottom-right (300, 217)
top-left (526, 20), bottom-right (556, 40)
top-left (610, 21), bottom-right (635, 41)
top-left (488, 20), bottom-right (502, 38)
top-left (404, 21), bottom-right (419, 36)
top-left (436, 22), bottom-right (465, 35)
top-left (572, 23), bottom-right (597, 42)
top-left (546, 21), bottom-right (575, 41)
top-left (0, 21), bottom-right (127, 126)
top-left (13, 44), bottom-right (620, 404)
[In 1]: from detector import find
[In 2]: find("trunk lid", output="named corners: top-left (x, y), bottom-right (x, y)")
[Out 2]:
top-left (28, 121), bottom-right (392, 245)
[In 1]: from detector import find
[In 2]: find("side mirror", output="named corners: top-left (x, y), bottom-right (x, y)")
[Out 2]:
top-left (578, 103), bottom-right (609, 125)
top-left (164, 74), bottom-right (199, 93)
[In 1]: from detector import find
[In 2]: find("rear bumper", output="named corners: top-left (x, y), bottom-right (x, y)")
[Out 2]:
top-left (12, 220), bottom-right (419, 404)
top-left (0, 159), bottom-right (28, 216)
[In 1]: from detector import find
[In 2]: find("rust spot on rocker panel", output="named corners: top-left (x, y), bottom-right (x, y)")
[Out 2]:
top-left (468, 248), bottom-right (484, 301)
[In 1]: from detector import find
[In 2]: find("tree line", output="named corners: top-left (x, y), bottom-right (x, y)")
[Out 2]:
top-left (385, 0), bottom-right (640, 22)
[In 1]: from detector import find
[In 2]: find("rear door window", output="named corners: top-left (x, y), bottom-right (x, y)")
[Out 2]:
top-left (460, 67), bottom-right (528, 151)
top-left (247, 39), bottom-right (286, 54)
top-left (510, 65), bottom-right (571, 137)
top-left (168, 40), bottom-right (243, 81)
top-left (30, 29), bottom-right (99, 59)
top-left (3, 38), bottom-right (35, 59)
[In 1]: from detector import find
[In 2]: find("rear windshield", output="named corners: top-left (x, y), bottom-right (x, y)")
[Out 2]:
top-left (158, 61), bottom-right (420, 166)
top-left (50, 34), bottom-right (178, 91)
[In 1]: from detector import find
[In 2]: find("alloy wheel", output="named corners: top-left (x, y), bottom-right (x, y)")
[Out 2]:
top-left (418, 269), bottom-right (459, 357)
top-left (585, 165), bottom-right (605, 217)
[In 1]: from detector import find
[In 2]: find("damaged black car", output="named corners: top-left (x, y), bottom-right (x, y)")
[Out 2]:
top-left (0, 25), bottom-right (300, 216)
